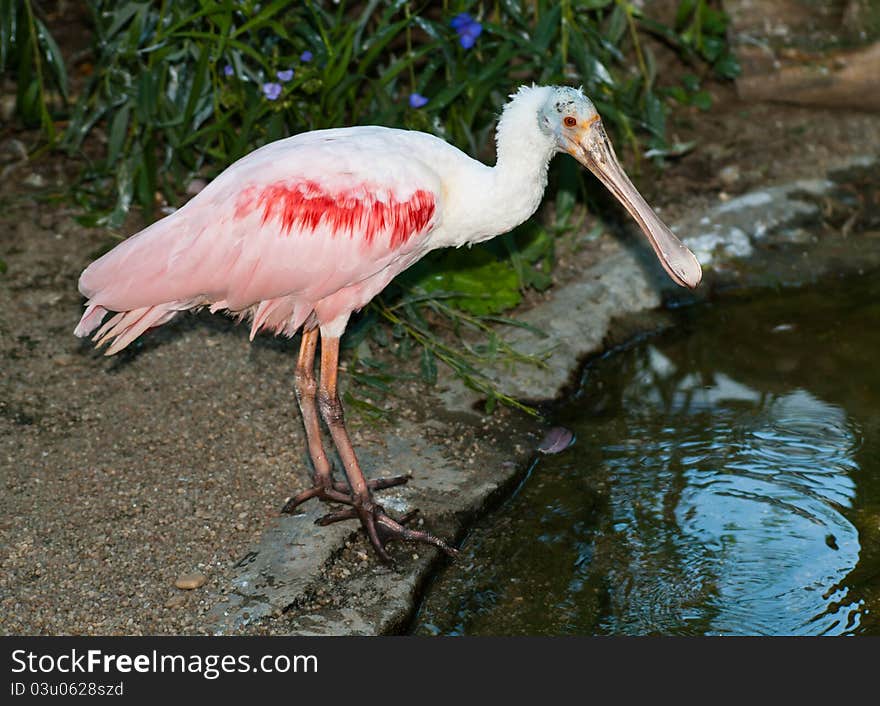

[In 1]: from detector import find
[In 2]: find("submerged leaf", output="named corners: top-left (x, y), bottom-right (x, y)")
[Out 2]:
top-left (537, 427), bottom-right (575, 454)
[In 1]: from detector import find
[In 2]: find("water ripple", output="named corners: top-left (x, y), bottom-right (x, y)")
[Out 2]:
top-left (600, 373), bottom-right (862, 635)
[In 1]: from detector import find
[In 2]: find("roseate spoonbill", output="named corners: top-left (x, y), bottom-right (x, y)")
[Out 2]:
top-left (74, 85), bottom-right (701, 562)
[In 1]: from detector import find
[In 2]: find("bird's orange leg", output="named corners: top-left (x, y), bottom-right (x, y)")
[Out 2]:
top-left (282, 328), bottom-right (410, 514)
top-left (314, 335), bottom-right (458, 562)
top-left (281, 328), bottom-right (353, 510)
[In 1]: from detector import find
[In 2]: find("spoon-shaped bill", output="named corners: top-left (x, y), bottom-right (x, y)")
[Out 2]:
top-left (571, 124), bottom-right (702, 289)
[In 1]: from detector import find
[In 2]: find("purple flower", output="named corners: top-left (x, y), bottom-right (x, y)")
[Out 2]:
top-left (276, 69), bottom-right (294, 82)
top-left (450, 12), bottom-right (482, 49)
top-left (461, 27), bottom-right (482, 48)
top-left (223, 64), bottom-right (234, 77)
top-left (450, 13), bottom-right (472, 30)
top-left (409, 93), bottom-right (428, 109)
top-left (262, 82), bottom-right (282, 100)
top-left (300, 50), bottom-right (313, 63)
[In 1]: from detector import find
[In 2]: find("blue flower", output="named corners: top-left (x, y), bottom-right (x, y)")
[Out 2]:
top-left (409, 93), bottom-right (428, 109)
top-left (450, 13), bottom-right (472, 30)
top-left (450, 12), bottom-right (482, 49)
top-left (262, 82), bottom-right (282, 100)
top-left (276, 69), bottom-right (294, 82)
top-left (223, 64), bottom-right (234, 77)
top-left (300, 50), bottom-right (313, 63)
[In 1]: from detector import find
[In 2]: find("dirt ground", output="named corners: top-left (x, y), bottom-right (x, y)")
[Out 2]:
top-left (2, 3), bottom-right (880, 635)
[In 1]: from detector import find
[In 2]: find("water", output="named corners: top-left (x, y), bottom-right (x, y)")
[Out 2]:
top-left (413, 274), bottom-right (880, 636)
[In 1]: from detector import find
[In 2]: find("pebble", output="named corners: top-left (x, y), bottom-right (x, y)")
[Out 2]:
top-left (718, 165), bottom-right (740, 186)
top-left (0, 137), bottom-right (26, 162)
top-left (24, 173), bottom-right (46, 188)
top-left (174, 572), bottom-right (207, 590)
top-left (164, 594), bottom-right (187, 608)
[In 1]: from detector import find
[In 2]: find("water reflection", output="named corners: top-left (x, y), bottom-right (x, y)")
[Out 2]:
top-left (414, 276), bottom-right (880, 636)
top-left (598, 348), bottom-right (862, 635)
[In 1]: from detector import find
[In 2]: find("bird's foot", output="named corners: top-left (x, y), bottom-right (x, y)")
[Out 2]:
top-left (317, 504), bottom-right (458, 564)
top-left (281, 473), bottom-right (411, 514)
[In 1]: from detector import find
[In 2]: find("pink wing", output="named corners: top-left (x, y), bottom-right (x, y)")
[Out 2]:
top-left (75, 127), bottom-right (446, 354)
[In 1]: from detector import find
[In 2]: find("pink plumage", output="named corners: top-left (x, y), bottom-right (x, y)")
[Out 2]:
top-left (75, 126), bottom-right (446, 354)
top-left (234, 180), bottom-right (435, 249)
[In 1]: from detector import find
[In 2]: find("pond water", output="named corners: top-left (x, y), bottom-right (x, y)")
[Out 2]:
top-left (413, 274), bottom-right (880, 636)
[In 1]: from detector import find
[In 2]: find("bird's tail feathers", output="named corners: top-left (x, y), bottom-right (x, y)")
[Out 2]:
top-left (74, 302), bottom-right (179, 355)
top-left (247, 296), bottom-right (311, 340)
top-left (73, 303), bottom-right (108, 338)
top-left (75, 294), bottom-right (314, 354)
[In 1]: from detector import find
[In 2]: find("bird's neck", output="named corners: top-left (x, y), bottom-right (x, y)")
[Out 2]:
top-left (480, 146), bottom-right (553, 236)
top-left (491, 124), bottom-right (556, 217)
top-left (443, 88), bottom-right (557, 248)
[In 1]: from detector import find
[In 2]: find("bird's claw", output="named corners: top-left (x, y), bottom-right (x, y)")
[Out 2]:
top-left (281, 473), bottom-right (411, 514)
top-left (282, 472), bottom-right (454, 563)
top-left (354, 473), bottom-right (412, 493)
top-left (316, 503), bottom-right (458, 563)
top-left (280, 484), bottom-right (352, 514)
top-left (374, 507), bottom-right (459, 560)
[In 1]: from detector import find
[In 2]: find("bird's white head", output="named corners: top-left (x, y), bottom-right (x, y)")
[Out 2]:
top-left (532, 85), bottom-right (702, 290)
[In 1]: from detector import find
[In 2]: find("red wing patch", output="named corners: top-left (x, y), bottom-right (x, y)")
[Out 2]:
top-left (234, 180), bottom-right (436, 249)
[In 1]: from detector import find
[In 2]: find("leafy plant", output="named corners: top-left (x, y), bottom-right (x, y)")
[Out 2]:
top-left (666, 71), bottom-right (713, 111)
top-left (409, 249), bottom-right (524, 317)
top-left (674, 0), bottom-right (740, 80)
top-left (0, 0), bottom-right (69, 140)
top-left (363, 288), bottom-right (552, 416)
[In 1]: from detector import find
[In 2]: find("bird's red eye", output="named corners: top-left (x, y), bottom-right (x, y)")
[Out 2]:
top-left (563, 116), bottom-right (577, 128)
